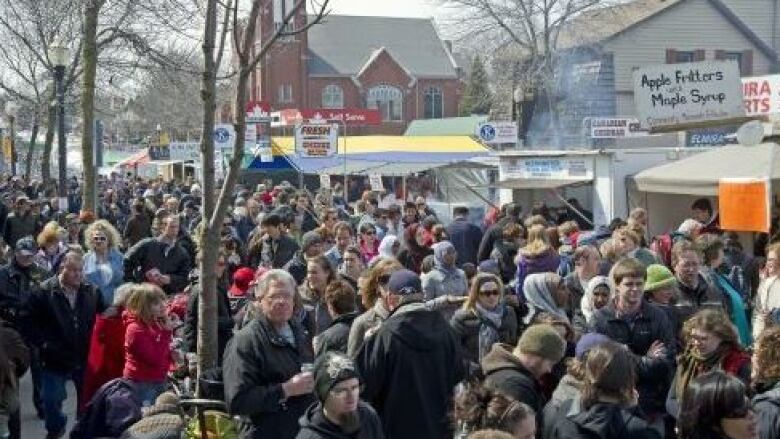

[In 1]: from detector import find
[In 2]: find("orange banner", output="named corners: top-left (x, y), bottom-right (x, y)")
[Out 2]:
top-left (718, 178), bottom-right (770, 233)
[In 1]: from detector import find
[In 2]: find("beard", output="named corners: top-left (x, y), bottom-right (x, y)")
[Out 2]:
top-left (336, 410), bottom-right (360, 434)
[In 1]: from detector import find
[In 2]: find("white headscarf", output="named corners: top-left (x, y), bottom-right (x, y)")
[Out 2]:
top-left (581, 275), bottom-right (612, 324)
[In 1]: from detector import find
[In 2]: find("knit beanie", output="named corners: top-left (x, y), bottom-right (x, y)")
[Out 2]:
top-left (314, 352), bottom-right (361, 402)
top-left (516, 324), bottom-right (566, 363)
top-left (301, 231), bottom-right (323, 252)
top-left (645, 264), bottom-right (676, 292)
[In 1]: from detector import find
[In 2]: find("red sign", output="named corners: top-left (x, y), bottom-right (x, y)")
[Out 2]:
top-left (278, 108), bottom-right (381, 126)
top-left (246, 101), bottom-right (271, 114)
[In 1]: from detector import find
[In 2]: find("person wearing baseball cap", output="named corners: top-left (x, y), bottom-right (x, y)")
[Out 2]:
top-left (356, 269), bottom-right (465, 439)
top-left (296, 352), bottom-right (383, 438)
top-left (481, 324), bottom-right (566, 430)
top-left (3, 194), bottom-right (35, 250)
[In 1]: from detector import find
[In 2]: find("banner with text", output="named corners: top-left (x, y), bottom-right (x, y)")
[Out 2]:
top-left (742, 75), bottom-right (780, 117)
top-left (295, 123), bottom-right (339, 157)
top-left (588, 118), bottom-right (649, 138)
top-left (501, 158), bottom-right (594, 181)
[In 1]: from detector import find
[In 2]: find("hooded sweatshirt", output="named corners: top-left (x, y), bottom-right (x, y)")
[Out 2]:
top-left (122, 311), bottom-right (172, 382)
top-left (547, 398), bottom-right (660, 439)
top-left (295, 401), bottom-right (384, 439)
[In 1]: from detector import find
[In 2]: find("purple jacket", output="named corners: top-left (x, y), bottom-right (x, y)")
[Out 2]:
top-left (515, 249), bottom-right (560, 299)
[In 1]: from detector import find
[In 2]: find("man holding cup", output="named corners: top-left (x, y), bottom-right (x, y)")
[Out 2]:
top-left (223, 269), bottom-right (316, 438)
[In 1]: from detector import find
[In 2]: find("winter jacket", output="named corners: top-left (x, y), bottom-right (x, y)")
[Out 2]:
top-left (450, 306), bottom-right (518, 366)
top-left (123, 213), bottom-right (152, 248)
top-left (545, 398), bottom-right (661, 439)
top-left (295, 401), bottom-right (384, 439)
top-left (222, 314), bottom-right (315, 439)
top-left (481, 343), bottom-right (545, 431)
top-left (516, 249), bottom-right (561, 298)
top-left (122, 311), bottom-right (172, 383)
top-left (754, 381), bottom-right (780, 439)
top-left (490, 240), bottom-right (519, 284)
top-left (446, 217), bottom-right (483, 266)
top-left (674, 273), bottom-right (730, 326)
top-left (71, 378), bottom-right (143, 439)
top-left (477, 217), bottom-right (515, 263)
top-left (2, 211), bottom-right (36, 248)
top-left (31, 276), bottom-right (104, 373)
top-left (83, 249), bottom-right (125, 305)
top-left (0, 260), bottom-right (50, 340)
top-left (82, 307), bottom-right (128, 412)
top-left (422, 267), bottom-right (468, 321)
top-left (0, 324), bottom-right (28, 417)
top-left (314, 312), bottom-right (358, 357)
top-left (592, 300), bottom-right (675, 416)
top-left (183, 282), bottom-right (234, 363)
top-left (284, 252), bottom-right (309, 286)
top-left (347, 300), bottom-right (390, 358)
top-left (356, 301), bottom-right (465, 439)
top-left (299, 284), bottom-right (333, 336)
top-left (248, 234), bottom-right (300, 269)
top-left (123, 237), bottom-right (192, 296)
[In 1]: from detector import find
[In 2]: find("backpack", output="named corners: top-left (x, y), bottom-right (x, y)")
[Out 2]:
top-left (650, 234), bottom-right (674, 268)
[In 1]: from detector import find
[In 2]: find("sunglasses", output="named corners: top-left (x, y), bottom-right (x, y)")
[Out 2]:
top-left (479, 289), bottom-right (501, 297)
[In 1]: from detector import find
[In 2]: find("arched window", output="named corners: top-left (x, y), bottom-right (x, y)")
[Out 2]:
top-left (367, 85), bottom-right (403, 121)
top-left (322, 84), bottom-right (344, 109)
top-left (424, 86), bottom-right (443, 119)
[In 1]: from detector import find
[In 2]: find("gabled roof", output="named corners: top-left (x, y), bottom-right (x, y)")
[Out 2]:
top-left (306, 14), bottom-right (459, 78)
top-left (558, 0), bottom-right (778, 62)
top-left (356, 47), bottom-right (414, 83)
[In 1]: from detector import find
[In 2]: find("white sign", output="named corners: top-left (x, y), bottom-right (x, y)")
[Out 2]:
top-left (169, 142), bottom-right (201, 161)
top-left (476, 121), bottom-right (518, 144)
top-left (633, 60), bottom-right (745, 129)
top-left (295, 123), bottom-right (339, 157)
top-left (589, 118), bottom-right (649, 138)
top-left (369, 174), bottom-right (384, 191)
top-left (245, 124), bottom-right (257, 143)
top-left (501, 158), bottom-right (594, 181)
top-left (320, 174), bottom-right (331, 189)
top-left (742, 75), bottom-right (780, 117)
top-left (214, 124), bottom-right (235, 149)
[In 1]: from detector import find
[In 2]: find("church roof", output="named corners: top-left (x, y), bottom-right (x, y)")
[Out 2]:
top-left (307, 14), bottom-right (459, 78)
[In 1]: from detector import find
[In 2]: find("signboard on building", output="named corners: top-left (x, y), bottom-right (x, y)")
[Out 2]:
top-left (501, 158), bottom-right (594, 181)
top-left (320, 174), bottom-right (331, 189)
top-left (148, 144), bottom-right (170, 161)
top-left (278, 108), bottom-right (382, 126)
top-left (214, 124), bottom-right (235, 149)
top-left (169, 142), bottom-right (201, 161)
top-left (685, 126), bottom-right (738, 147)
top-left (246, 101), bottom-right (271, 123)
top-left (295, 122), bottom-right (339, 157)
top-left (369, 174), bottom-right (384, 191)
top-left (633, 60), bottom-right (745, 130)
top-left (742, 75), bottom-right (780, 117)
top-left (588, 118), bottom-right (649, 138)
top-left (476, 121), bottom-right (518, 144)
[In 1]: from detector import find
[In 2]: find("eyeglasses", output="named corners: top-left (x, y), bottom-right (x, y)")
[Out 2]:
top-left (92, 236), bottom-right (107, 242)
top-left (479, 289), bottom-right (501, 297)
top-left (330, 383), bottom-right (362, 398)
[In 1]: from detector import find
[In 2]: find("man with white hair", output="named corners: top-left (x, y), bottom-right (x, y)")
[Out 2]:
top-left (223, 269), bottom-right (316, 439)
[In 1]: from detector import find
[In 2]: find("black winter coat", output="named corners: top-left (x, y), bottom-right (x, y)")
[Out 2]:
top-left (314, 312), bottom-right (358, 357)
top-left (754, 382), bottom-right (780, 439)
top-left (477, 217), bottom-right (515, 263)
top-left (592, 300), bottom-right (675, 416)
top-left (30, 276), bottom-right (104, 373)
top-left (545, 399), bottom-right (661, 439)
top-left (446, 217), bottom-right (483, 267)
top-left (356, 302), bottom-right (465, 439)
top-left (481, 343), bottom-right (545, 433)
top-left (285, 252), bottom-right (308, 286)
top-left (222, 314), bottom-right (315, 439)
top-left (183, 282), bottom-right (234, 363)
top-left (123, 238), bottom-right (191, 296)
top-left (248, 234), bottom-right (300, 269)
top-left (0, 260), bottom-right (50, 340)
top-left (450, 306), bottom-right (517, 367)
top-left (295, 402), bottom-right (384, 439)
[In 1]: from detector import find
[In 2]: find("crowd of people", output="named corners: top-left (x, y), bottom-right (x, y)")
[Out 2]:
top-left (0, 173), bottom-right (778, 439)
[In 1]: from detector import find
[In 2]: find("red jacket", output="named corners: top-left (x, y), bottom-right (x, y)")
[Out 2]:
top-left (81, 307), bottom-right (128, 412)
top-left (122, 311), bottom-right (172, 382)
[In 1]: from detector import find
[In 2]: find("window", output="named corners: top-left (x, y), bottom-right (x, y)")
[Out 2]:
top-left (367, 85), bottom-right (403, 121)
top-left (723, 52), bottom-right (743, 73)
top-left (423, 86), bottom-right (443, 119)
top-left (273, 0), bottom-right (298, 34)
top-left (322, 84), bottom-right (344, 109)
top-left (675, 51), bottom-right (695, 63)
top-left (278, 84), bottom-right (293, 103)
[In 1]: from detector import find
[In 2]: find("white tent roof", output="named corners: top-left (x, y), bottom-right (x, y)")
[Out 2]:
top-left (634, 143), bottom-right (780, 196)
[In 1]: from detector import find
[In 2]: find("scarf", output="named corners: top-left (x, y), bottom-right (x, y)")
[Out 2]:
top-left (433, 241), bottom-right (459, 276)
top-left (475, 302), bottom-right (504, 360)
top-left (523, 272), bottom-right (569, 324)
top-left (377, 235), bottom-right (398, 259)
top-left (675, 345), bottom-right (728, 401)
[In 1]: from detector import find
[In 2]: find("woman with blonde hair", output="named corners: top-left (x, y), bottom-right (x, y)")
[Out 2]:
top-left (515, 224), bottom-right (560, 299)
top-left (752, 325), bottom-right (780, 438)
top-left (35, 221), bottom-right (68, 272)
top-left (83, 219), bottom-right (125, 304)
top-left (666, 309), bottom-right (751, 419)
top-left (451, 273), bottom-right (518, 366)
top-left (346, 258), bottom-right (401, 357)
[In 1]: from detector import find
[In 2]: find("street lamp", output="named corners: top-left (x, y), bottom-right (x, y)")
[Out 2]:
top-left (50, 38), bottom-right (69, 210)
top-left (5, 101), bottom-right (19, 176)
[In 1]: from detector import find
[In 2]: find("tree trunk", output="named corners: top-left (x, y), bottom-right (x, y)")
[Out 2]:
top-left (80, 0), bottom-right (102, 214)
top-left (42, 100), bottom-right (55, 185)
top-left (25, 117), bottom-right (39, 179)
top-left (196, 0), bottom-right (220, 385)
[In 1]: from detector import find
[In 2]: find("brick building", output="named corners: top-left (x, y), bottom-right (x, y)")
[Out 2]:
top-left (251, 1), bottom-right (464, 134)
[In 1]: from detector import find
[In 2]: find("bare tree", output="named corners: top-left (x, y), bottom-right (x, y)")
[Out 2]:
top-left (194, 0), bottom-right (331, 380)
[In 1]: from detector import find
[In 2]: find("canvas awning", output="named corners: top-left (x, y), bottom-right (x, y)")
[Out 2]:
top-left (633, 143), bottom-right (780, 196)
top-left (118, 150), bottom-right (149, 167)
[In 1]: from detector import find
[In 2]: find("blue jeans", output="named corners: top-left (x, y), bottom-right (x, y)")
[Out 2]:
top-left (129, 380), bottom-right (165, 407)
top-left (40, 369), bottom-right (83, 435)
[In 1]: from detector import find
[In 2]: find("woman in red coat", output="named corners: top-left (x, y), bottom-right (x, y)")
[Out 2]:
top-left (80, 283), bottom-right (136, 413)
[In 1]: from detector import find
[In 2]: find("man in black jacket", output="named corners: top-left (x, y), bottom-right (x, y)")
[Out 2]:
top-left (477, 203), bottom-right (521, 263)
top-left (284, 231), bottom-right (324, 286)
top-left (250, 213), bottom-right (300, 269)
top-left (31, 252), bottom-right (104, 439)
top-left (592, 257), bottom-right (675, 428)
top-left (314, 280), bottom-right (359, 357)
top-left (446, 206), bottom-right (483, 267)
top-left (223, 269), bottom-right (316, 439)
top-left (672, 240), bottom-right (729, 326)
top-left (356, 269), bottom-right (465, 439)
top-left (123, 214), bottom-right (191, 295)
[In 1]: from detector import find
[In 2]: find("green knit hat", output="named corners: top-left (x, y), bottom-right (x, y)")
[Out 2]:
top-left (645, 264), bottom-right (676, 292)
top-left (517, 324), bottom-right (566, 363)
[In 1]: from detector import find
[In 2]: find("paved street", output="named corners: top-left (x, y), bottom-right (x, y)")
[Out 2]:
top-left (19, 371), bottom-right (77, 438)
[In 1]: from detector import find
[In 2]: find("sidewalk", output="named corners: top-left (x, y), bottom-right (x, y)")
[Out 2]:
top-left (19, 371), bottom-right (76, 437)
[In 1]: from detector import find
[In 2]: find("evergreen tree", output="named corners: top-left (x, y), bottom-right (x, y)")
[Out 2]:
top-left (460, 55), bottom-right (493, 116)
